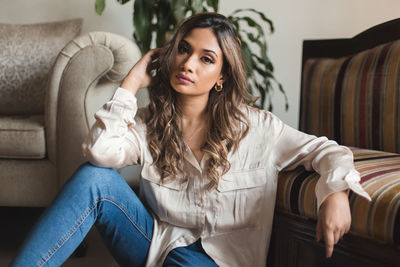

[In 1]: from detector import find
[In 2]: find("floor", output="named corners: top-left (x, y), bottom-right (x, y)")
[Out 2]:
top-left (0, 207), bottom-right (117, 267)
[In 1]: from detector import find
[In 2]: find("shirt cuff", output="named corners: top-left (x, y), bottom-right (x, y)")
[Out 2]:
top-left (112, 87), bottom-right (137, 105)
top-left (95, 87), bottom-right (138, 126)
top-left (315, 168), bottom-right (371, 211)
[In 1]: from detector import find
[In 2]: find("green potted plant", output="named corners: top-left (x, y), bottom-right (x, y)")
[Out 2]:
top-left (95, 0), bottom-right (288, 111)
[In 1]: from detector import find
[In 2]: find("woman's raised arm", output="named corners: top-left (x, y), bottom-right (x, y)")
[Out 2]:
top-left (82, 48), bottom-right (160, 168)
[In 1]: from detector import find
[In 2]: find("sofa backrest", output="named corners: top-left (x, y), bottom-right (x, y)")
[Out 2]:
top-left (300, 18), bottom-right (400, 153)
top-left (0, 19), bottom-right (82, 115)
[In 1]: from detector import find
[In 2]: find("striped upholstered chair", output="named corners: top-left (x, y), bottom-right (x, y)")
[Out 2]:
top-left (268, 19), bottom-right (400, 267)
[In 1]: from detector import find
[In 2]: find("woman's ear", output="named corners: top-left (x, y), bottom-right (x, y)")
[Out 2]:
top-left (218, 73), bottom-right (225, 85)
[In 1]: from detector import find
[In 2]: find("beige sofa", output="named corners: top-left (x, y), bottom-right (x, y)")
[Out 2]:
top-left (0, 20), bottom-right (137, 207)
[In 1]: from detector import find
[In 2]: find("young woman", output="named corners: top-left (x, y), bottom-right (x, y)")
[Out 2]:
top-left (11, 12), bottom-right (370, 267)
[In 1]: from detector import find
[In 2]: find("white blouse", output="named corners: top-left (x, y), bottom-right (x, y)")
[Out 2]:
top-left (82, 87), bottom-right (370, 267)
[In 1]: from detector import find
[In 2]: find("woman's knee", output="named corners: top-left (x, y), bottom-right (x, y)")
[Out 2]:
top-left (69, 162), bottom-right (121, 189)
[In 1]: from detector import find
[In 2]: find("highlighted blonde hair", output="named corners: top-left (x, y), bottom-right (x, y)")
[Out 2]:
top-left (146, 12), bottom-right (256, 188)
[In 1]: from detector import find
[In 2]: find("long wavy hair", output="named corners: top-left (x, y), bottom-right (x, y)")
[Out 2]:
top-left (146, 12), bottom-right (256, 189)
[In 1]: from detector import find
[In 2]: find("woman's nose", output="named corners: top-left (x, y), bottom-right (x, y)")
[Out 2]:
top-left (181, 54), bottom-right (196, 72)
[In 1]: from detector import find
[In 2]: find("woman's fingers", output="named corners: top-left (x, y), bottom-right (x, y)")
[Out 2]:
top-left (323, 229), bottom-right (335, 258)
top-left (147, 49), bottom-right (161, 73)
top-left (319, 224), bottom-right (343, 258)
top-left (121, 48), bottom-right (163, 92)
top-left (345, 223), bottom-right (351, 233)
top-left (316, 219), bottom-right (322, 242)
top-left (316, 190), bottom-right (352, 258)
top-left (150, 47), bottom-right (162, 59)
top-left (333, 229), bottom-right (341, 244)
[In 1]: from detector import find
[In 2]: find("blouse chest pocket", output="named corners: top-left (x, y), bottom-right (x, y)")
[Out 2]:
top-left (141, 164), bottom-right (188, 190)
top-left (140, 163), bottom-right (191, 226)
top-left (214, 168), bottom-right (268, 233)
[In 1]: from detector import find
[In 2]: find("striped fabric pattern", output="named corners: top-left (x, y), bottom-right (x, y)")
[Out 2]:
top-left (301, 40), bottom-right (400, 154)
top-left (277, 147), bottom-right (400, 245)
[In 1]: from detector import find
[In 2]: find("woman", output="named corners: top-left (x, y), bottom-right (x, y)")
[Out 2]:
top-left (11, 12), bottom-right (370, 267)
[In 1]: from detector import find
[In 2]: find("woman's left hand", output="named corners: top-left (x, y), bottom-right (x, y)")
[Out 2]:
top-left (120, 48), bottom-right (161, 95)
top-left (316, 190), bottom-right (351, 258)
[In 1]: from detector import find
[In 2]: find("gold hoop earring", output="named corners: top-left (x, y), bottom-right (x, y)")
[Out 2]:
top-left (215, 83), bottom-right (223, 92)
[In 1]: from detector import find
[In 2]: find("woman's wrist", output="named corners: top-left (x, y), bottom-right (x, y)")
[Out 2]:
top-left (120, 75), bottom-right (140, 95)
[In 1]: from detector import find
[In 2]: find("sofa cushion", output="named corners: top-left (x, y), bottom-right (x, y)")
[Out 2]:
top-left (277, 147), bottom-right (400, 246)
top-left (0, 159), bottom-right (56, 206)
top-left (0, 115), bottom-right (46, 159)
top-left (301, 40), bottom-right (400, 153)
top-left (0, 19), bottom-right (82, 115)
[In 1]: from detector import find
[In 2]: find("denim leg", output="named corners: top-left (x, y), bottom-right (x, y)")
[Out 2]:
top-left (10, 163), bottom-right (153, 267)
top-left (163, 239), bottom-right (218, 267)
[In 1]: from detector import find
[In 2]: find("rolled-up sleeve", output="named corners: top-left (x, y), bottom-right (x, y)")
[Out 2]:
top-left (267, 111), bottom-right (371, 210)
top-left (82, 87), bottom-right (145, 169)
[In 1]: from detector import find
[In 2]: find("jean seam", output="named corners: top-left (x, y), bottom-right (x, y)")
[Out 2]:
top-left (37, 196), bottom-right (152, 266)
top-left (99, 196), bottom-right (153, 243)
top-left (37, 198), bottom-right (100, 267)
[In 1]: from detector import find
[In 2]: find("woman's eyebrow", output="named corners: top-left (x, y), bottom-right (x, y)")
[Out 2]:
top-left (204, 49), bottom-right (218, 58)
top-left (181, 39), bottom-right (218, 58)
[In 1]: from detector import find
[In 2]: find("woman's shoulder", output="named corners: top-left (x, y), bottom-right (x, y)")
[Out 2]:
top-left (238, 105), bottom-right (286, 145)
top-left (240, 104), bottom-right (278, 127)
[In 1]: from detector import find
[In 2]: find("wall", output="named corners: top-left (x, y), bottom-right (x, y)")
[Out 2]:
top-left (1, 0), bottom-right (400, 127)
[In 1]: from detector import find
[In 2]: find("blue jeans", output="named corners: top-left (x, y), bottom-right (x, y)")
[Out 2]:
top-left (11, 163), bottom-right (217, 267)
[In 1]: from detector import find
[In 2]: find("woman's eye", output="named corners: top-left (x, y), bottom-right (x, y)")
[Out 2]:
top-left (202, 56), bottom-right (214, 64)
top-left (178, 44), bottom-right (189, 54)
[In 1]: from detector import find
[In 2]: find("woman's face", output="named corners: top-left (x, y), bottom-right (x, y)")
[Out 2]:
top-left (169, 28), bottom-right (224, 97)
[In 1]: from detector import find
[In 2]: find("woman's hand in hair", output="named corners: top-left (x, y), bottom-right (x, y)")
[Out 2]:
top-left (316, 190), bottom-right (351, 258)
top-left (120, 48), bottom-right (161, 95)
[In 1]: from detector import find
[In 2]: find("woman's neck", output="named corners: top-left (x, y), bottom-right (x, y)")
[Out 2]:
top-left (177, 95), bottom-right (209, 162)
top-left (177, 94), bottom-right (209, 123)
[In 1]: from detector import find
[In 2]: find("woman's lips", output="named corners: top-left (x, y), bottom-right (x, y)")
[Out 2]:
top-left (176, 74), bottom-right (194, 84)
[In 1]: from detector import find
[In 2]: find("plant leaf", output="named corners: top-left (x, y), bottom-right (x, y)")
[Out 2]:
top-left (133, 0), bottom-right (154, 54)
top-left (230, 8), bottom-right (274, 33)
top-left (237, 16), bottom-right (264, 40)
top-left (192, 0), bottom-right (203, 13)
top-left (228, 8), bottom-right (287, 110)
top-left (255, 82), bottom-right (266, 109)
top-left (277, 82), bottom-right (289, 111)
top-left (206, 0), bottom-right (219, 11)
top-left (155, 0), bottom-right (174, 46)
top-left (247, 83), bottom-right (254, 95)
top-left (171, 0), bottom-right (188, 25)
top-left (116, 0), bottom-right (131, 4)
top-left (243, 31), bottom-right (267, 56)
top-left (95, 0), bottom-right (105, 15)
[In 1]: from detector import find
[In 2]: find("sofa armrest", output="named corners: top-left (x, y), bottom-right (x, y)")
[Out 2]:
top-left (276, 147), bottom-right (400, 247)
top-left (45, 31), bottom-right (138, 187)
